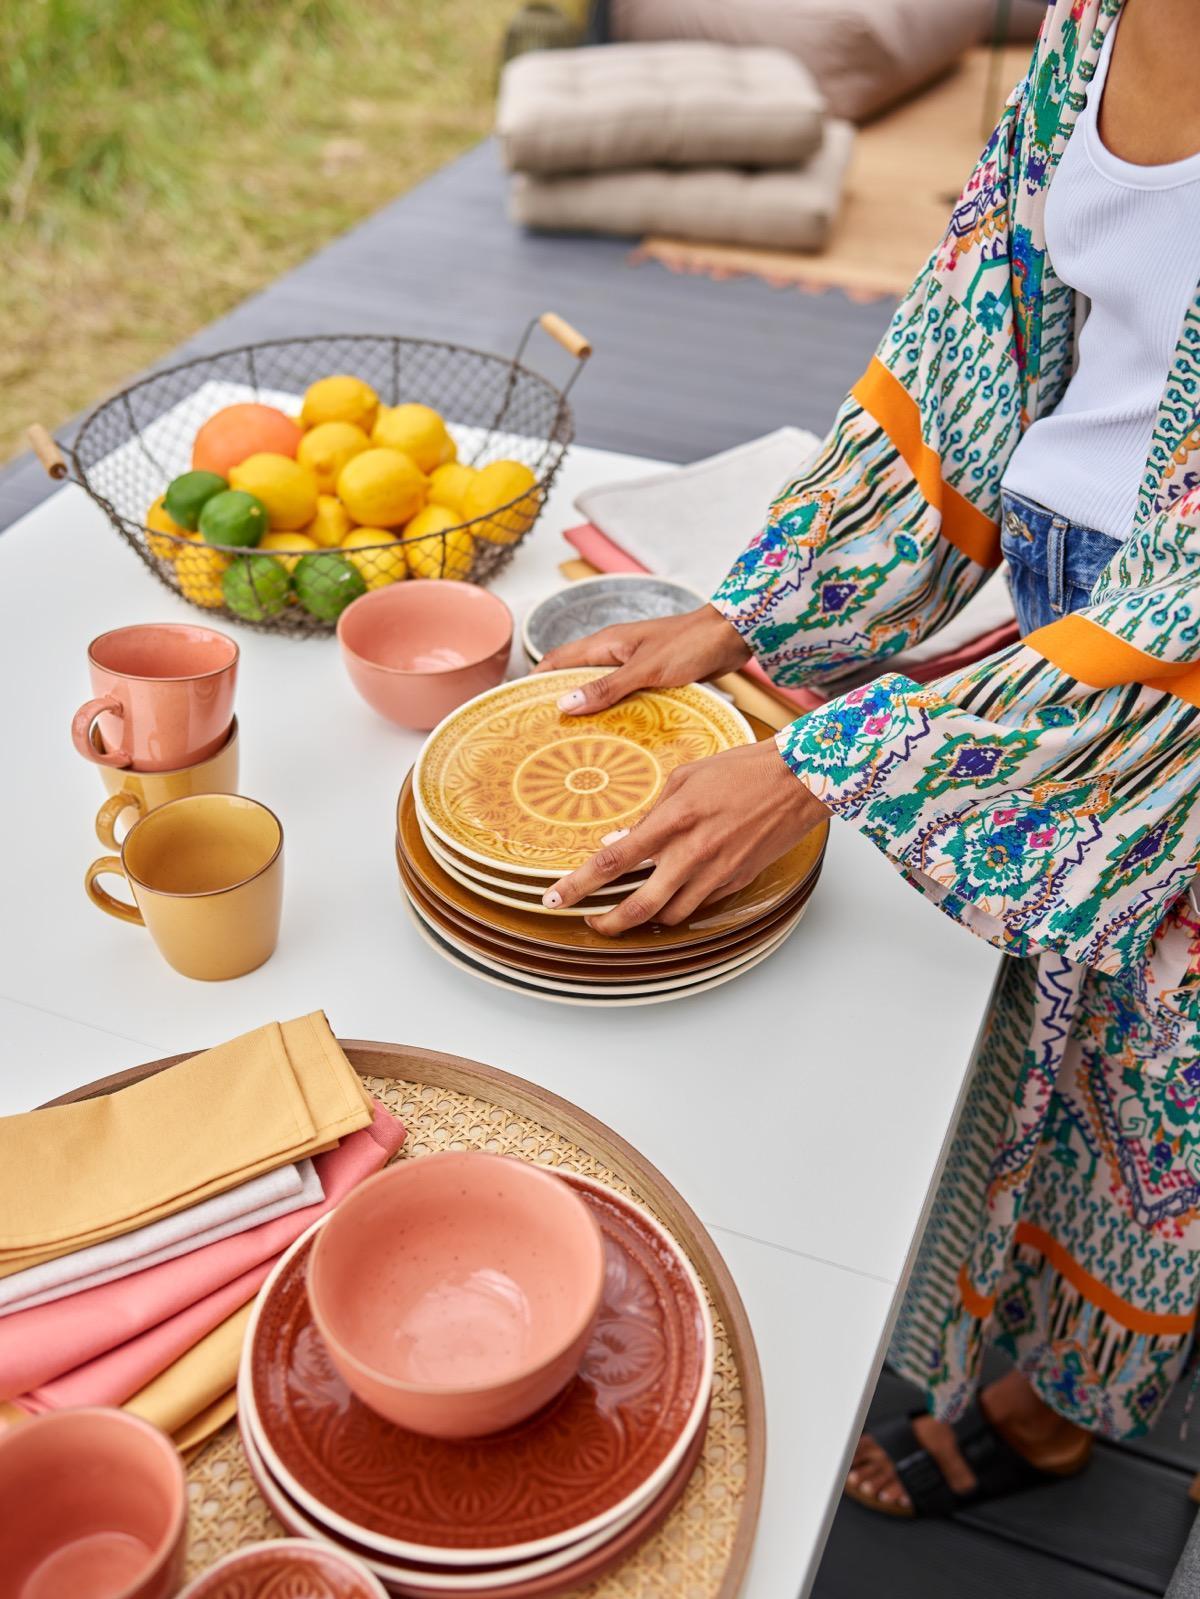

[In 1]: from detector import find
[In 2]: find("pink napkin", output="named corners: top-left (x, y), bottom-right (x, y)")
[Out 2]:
top-left (562, 524), bottom-right (823, 712)
top-left (0, 1099), bottom-right (405, 1404)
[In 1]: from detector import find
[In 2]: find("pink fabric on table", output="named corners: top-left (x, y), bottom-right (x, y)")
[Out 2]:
top-left (562, 523), bottom-right (1020, 702)
top-left (0, 1099), bottom-right (404, 1403)
top-left (561, 523), bottom-right (824, 713)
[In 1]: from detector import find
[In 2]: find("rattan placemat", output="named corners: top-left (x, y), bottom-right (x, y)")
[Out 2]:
top-left (168, 1042), bottom-right (763, 1598)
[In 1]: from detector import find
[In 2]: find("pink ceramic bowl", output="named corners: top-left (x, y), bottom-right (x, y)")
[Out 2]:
top-left (337, 582), bottom-right (513, 731)
top-left (308, 1151), bottom-right (606, 1439)
top-left (0, 1408), bottom-right (187, 1599)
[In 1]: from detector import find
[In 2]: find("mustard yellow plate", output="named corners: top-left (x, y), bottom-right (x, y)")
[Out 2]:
top-left (413, 669), bottom-right (753, 877)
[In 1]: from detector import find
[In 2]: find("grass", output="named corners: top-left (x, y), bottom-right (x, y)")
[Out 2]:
top-left (0, 0), bottom-right (517, 463)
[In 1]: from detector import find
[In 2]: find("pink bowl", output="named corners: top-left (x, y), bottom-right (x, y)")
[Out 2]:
top-left (0, 1408), bottom-right (187, 1599)
top-left (308, 1151), bottom-right (606, 1439)
top-left (337, 583), bottom-right (513, 731)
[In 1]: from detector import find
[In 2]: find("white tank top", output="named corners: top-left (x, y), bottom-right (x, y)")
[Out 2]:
top-left (1001, 13), bottom-right (1200, 539)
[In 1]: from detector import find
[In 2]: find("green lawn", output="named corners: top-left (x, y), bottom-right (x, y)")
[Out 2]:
top-left (0, 0), bottom-right (516, 462)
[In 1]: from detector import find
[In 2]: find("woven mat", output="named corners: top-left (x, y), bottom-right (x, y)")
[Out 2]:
top-left (184, 1071), bottom-right (749, 1597)
top-left (636, 44), bottom-right (1031, 301)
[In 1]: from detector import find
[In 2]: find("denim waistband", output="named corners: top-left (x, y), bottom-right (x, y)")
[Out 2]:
top-left (1000, 488), bottom-right (1122, 633)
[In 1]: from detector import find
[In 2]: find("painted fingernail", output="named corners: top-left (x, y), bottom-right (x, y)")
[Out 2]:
top-left (542, 889), bottom-right (562, 908)
top-left (600, 828), bottom-right (630, 846)
top-left (557, 690), bottom-right (586, 711)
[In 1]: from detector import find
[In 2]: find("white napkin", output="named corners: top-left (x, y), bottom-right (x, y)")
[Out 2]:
top-left (574, 427), bottom-right (820, 596)
top-left (0, 1160), bottom-right (324, 1316)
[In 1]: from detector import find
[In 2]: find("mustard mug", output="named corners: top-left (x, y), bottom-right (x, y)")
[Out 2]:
top-left (85, 793), bottom-right (283, 981)
top-left (93, 718), bottom-right (240, 847)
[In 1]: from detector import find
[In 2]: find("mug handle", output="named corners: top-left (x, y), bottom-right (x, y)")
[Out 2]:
top-left (84, 857), bottom-right (144, 925)
top-left (95, 791), bottom-right (144, 849)
top-left (72, 696), bottom-right (130, 767)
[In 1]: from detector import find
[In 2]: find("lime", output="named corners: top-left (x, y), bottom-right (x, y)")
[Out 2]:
top-left (164, 470), bottom-right (227, 531)
top-left (198, 489), bottom-right (268, 548)
top-left (293, 551), bottom-right (367, 621)
top-left (222, 554), bottom-right (292, 621)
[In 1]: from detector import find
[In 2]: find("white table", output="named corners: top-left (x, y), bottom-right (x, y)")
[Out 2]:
top-left (0, 444), bottom-right (999, 1597)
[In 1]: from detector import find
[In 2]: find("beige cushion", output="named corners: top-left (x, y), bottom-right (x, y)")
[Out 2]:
top-left (609, 0), bottom-right (991, 122)
top-left (509, 119), bottom-right (854, 251)
top-left (497, 41), bottom-right (825, 175)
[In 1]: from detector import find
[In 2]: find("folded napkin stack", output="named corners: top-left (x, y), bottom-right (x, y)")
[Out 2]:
top-left (497, 42), bottom-right (855, 253)
top-left (0, 1013), bottom-right (405, 1454)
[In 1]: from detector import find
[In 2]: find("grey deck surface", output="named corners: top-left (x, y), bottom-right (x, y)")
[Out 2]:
top-left (6, 130), bottom-right (1196, 1597)
top-left (0, 138), bottom-right (893, 529)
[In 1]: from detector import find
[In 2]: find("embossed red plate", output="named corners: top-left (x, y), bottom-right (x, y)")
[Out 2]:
top-left (178, 1538), bottom-right (387, 1599)
top-left (243, 1174), bottom-right (713, 1566)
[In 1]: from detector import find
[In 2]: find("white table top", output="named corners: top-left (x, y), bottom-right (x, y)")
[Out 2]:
top-left (0, 443), bottom-right (999, 1597)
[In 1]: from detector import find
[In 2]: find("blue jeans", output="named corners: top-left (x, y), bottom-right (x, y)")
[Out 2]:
top-left (1000, 488), bottom-right (1122, 633)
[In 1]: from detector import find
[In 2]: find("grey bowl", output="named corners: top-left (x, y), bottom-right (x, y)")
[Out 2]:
top-left (522, 575), bottom-right (704, 662)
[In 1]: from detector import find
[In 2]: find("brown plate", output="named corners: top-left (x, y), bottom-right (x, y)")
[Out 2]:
top-left (178, 1539), bottom-right (386, 1599)
top-left (398, 845), bottom-right (816, 980)
top-left (397, 772), bottom-right (825, 956)
top-left (241, 1406), bottom-right (708, 1598)
top-left (246, 1177), bottom-right (712, 1563)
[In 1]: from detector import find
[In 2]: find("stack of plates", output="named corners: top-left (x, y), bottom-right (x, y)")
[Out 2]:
top-left (238, 1175), bottom-right (715, 1597)
top-left (395, 669), bottom-right (826, 1005)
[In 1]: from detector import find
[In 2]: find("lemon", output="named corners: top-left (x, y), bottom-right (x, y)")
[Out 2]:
top-left (175, 543), bottom-right (231, 609)
top-left (404, 504), bottom-right (474, 580)
top-left (145, 495), bottom-right (190, 561)
top-left (303, 495), bottom-right (354, 549)
top-left (427, 462), bottom-right (476, 513)
top-left (336, 447), bottom-right (426, 528)
top-left (297, 421), bottom-right (370, 494)
top-left (260, 530), bottom-right (320, 574)
top-left (341, 526), bottom-right (407, 588)
top-left (371, 403), bottom-right (454, 475)
top-left (462, 460), bottom-right (539, 545)
top-left (301, 375), bottom-right (379, 434)
top-left (228, 453), bottom-right (318, 531)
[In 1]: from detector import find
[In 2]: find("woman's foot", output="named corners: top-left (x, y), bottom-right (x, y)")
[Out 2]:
top-left (846, 1370), bottom-right (1092, 1516)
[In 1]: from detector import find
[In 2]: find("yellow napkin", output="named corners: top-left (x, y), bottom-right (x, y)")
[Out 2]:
top-left (0, 1013), bottom-right (371, 1274)
top-left (125, 1301), bottom-right (250, 1439)
top-left (175, 1388), bottom-right (238, 1460)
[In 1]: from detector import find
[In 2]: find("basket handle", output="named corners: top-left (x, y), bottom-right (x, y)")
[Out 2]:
top-left (538, 313), bottom-right (592, 362)
top-left (28, 424), bottom-right (70, 481)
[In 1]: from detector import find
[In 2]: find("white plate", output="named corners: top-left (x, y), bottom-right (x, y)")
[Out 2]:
top-left (419, 826), bottom-right (629, 917)
top-left (424, 824), bottom-right (651, 898)
top-left (400, 890), bottom-right (802, 1007)
top-left (239, 1184), bottom-right (714, 1566)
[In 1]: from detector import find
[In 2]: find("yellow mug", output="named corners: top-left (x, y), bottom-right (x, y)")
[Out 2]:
top-left (93, 718), bottom-right (240, 847)
top-left (85, 793), bottom-right (284, 981)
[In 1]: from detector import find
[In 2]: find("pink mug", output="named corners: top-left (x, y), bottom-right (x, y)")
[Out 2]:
top-left (72, 623), bottom-right (239, 772)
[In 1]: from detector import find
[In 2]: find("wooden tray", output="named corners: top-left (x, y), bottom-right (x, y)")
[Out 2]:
top-left (48, 1039), bottom-right (765, 1598)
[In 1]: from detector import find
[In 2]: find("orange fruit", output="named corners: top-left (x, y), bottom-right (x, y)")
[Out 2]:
top-left (192, 404), bottom-right (303, 477)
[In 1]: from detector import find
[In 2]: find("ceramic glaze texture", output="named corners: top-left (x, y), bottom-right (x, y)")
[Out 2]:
top-left (522, 577), bottom-right (704, 662)
top-left (178, 1539), bottom-right (384, 1599)
top-left (415, 670), bottom-right (751, 873)
top-left (93, 719), bottom-right (240, 847)
top-left (250, 1181), bottom-right (709, 1552)
top-left (308, 1154), bottom-right (605, 1437)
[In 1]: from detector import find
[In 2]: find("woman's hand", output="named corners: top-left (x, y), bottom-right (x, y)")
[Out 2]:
top-left (531, 604), bottom-right (751, 715)
top-left (542, 739), bottom-right (830, 933)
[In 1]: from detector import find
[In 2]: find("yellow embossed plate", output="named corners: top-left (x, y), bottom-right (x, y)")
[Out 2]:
top-left (414, 670), bottom-right (754, 876)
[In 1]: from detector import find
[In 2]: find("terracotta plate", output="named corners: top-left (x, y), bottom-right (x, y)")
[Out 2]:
top-left (245, 1176), bottom-right (713, 1565)
top-left (401, 894), bottom-right (798, 1008)
top-left (239, 1411), bottom-right (699, 1593)
top-left (397, 772), bottom-right (826, 955)
top-left (413, 670), bottom-right (753, 877)
top-left (178, 1538), bottom-right (386, 1599)
top-left (401, 882), bottom-right (805, 997)
top-left (397, 847), bottom-right (815, 978)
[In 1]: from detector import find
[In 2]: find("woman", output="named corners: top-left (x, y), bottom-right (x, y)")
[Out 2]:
top-left (534, 0), bottom-right (1200, 1516)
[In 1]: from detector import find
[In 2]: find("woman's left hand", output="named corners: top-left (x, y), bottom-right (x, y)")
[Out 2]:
top-left (542, 738), bottom-right (830, 933)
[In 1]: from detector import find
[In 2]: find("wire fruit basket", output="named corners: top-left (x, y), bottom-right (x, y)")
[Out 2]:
top-left (30, 315), bottom-right (590, 637)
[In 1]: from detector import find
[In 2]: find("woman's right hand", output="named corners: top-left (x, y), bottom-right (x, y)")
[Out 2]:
top-left (531, 604), bottom-right (752, 715)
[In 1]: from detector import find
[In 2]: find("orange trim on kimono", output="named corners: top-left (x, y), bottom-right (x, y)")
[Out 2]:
top-left (851, 358), bottom-right (1002, 570)
top-left (1026, 614), bottom-right (1200, 710)
top-left (958, 1225), bottom-right (1198, 1337)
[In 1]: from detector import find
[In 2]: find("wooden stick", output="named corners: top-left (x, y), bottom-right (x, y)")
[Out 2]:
top-left (539, 312), bottom-right (592, 360)
top-left (26, 425), bottom-right (69, 480)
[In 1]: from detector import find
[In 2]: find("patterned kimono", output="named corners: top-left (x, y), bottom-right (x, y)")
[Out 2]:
top-left (713, 0), bottom-right (1200, 1440)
